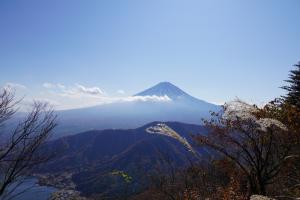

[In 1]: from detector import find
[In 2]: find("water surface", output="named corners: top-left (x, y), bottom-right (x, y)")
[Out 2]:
top-left (1, 177), bottom-right (57, 200)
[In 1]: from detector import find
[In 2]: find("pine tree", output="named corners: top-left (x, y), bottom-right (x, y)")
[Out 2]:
top-left (282, 62), bottom-right (300, 109)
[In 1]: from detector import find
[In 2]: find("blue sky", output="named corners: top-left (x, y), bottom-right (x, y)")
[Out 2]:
top-left (0, 0), bottom-right (299, 109)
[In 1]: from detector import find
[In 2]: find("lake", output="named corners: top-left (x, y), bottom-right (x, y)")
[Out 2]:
top-left (1, 177), bottom-right (57, 200)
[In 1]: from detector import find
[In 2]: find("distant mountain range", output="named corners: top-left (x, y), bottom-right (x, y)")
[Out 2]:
top-left (55, 82), bottom-right (220, 138)
top-left (39, 121), bottom-right (210, 199)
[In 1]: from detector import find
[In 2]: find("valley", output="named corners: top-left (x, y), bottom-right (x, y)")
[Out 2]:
top-left (36, 121), bottom-right (209, 199)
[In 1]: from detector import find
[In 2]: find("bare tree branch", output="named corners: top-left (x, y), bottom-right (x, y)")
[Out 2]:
top-left (0, 88), bottom-right (57, 197)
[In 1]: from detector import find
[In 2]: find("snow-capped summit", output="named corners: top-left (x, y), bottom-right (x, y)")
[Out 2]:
top-left (134, 82), bottom-right (216, 108)
top-left (135, 82), bottom-right (191, 100)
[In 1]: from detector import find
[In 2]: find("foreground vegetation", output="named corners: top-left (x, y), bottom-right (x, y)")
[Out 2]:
top-left (130, 62), bottom-right (300, 200)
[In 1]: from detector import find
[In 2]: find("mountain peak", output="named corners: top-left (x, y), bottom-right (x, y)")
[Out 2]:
top-left (156, 81), bottom-right (175, 87)
top-left (135, 82), bottom-right (188, 100)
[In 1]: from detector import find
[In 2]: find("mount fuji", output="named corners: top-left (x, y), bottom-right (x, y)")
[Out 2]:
top-left (136, 82), bottom-right (217, 107)
top-left (136, 82), bottom-right (190, 99)
top-left (55, 82), bottom-right (220, 138)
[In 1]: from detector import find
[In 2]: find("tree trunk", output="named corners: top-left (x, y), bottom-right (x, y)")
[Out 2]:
top-left (249, 177), bottom-right (266, 196)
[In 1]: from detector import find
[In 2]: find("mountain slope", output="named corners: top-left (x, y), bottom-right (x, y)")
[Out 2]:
top-left (39, 122), bottom-right (209, 198)
top-left (136, 82), bottom-right (217, 108)
top-left (135, 82), bottom-right (189, 99)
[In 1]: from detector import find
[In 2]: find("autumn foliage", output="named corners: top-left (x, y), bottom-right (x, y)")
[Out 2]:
top-left (130, 62), bottom-right (300, 200)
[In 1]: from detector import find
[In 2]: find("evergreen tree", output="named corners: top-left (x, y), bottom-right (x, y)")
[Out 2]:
top-left (282, 62), bottom-right (300, 109)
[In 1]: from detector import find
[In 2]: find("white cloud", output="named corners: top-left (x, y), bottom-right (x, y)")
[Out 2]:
top-left (37, 83), bottom-right (172, 110)
top-left (43, 82), bottom-right (66, 89)
top-left (43, 82), bottom-right (56, 89)
top-left (57, 83), bottom-right (65, 89)
top-left (117, 90), bottom-right (125, 94)
top-left (22, 98), bottom-right (61, 107)
top-left (120, 95), bottom-right (171, 103)
top-left (33, 98), bottom-right (61, 106)
top-left (4, 82), bottom-right (26, 90)
top-left (42, 83), bottom-right (105, 98)
top-left (211, 100), bottom-right (225, 105)
top-left (2, 82), bottom-right (172, 110)
top-left (75, 84), bottom-right (105, 96)
top-left (57, 84), bottom-right (106, 99)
